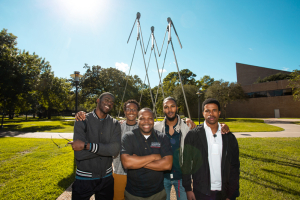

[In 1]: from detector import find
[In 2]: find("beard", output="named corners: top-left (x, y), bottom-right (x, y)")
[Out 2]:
top-left (165, 112), bottom-right (178, 121)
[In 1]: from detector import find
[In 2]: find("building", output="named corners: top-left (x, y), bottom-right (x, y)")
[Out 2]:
top-left (226, 63), bottom-right (300, 118)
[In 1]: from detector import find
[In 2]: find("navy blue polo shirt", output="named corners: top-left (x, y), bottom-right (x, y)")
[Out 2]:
top-left (120, 128), bottom-right (172, 197)
top-left (164, 121), bottom-right (182, 180)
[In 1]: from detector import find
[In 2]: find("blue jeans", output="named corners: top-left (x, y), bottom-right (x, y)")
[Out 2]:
top-left (164, 178), bottom-right (187, 200)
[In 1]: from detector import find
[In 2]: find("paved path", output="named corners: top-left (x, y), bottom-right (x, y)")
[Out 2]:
top-left (1, 118), bottom-right (299, 200)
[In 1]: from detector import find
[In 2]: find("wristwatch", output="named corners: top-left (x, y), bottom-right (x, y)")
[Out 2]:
top-left (84, 142), bottom-right (88, 150)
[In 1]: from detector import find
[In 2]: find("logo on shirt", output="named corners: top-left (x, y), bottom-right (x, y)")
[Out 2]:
top-left (150, 142), bottom-right (161, 148)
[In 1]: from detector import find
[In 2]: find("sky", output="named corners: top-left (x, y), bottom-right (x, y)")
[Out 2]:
top-left (1, 0), bottom-right (300, 88)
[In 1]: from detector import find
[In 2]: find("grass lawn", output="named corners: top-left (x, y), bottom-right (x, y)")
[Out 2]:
top-left (0, 137), bottom-right (299, 199)
top-left (238, 137), bottom-right (300, 199)
top-left (0, 137), bottom-right (75, 200)
top-left (292, 122), bottom-right (300, 125)
top-left (1, 116), bottom-right (283, 132)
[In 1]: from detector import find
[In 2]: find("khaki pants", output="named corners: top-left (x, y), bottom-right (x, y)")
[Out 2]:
top-left (124, 189), bottom-right (166, 200)
top-left (113, 173), bottom-right (127, 200)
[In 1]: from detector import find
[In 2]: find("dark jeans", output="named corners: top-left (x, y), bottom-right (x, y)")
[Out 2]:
top-left (72, 175), bottom-right (114, 200)
top-left (194, 190), bottom-right (222, 200)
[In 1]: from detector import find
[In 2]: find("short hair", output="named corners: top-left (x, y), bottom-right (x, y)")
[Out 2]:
top-left (99, 92), bottom-right (115, 101)
top-left (163, 97), bottom-right (177, 106)
top-left (123, 99), bottom-right (140, 111)
top-left (202, 98), bottom-right (221, 111)
top-left (138, 108), bottom-right (154, 118)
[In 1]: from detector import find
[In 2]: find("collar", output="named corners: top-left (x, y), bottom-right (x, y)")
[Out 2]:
top-left (163, 115), bottom-right (182, 133)
top-left (203, 120), bottom-right (221, 133)
top-left (92, 109), bottom-right (108, 120)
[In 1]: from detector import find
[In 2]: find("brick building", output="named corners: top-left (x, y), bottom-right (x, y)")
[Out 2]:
top-left (226, 63), bottom-right (300, 118)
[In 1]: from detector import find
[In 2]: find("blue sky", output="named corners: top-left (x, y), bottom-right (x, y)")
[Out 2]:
top-left (1, 0), bottom-right (299, 88)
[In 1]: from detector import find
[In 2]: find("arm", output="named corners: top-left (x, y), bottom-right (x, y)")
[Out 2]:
top-left (227, 134), bottom-right (240, 199)
top-left (186, 191), bottom-right (196, 200)
top-left (121, 153), bottom-right (161, 169)
top-left (75, 111), bottom-right (87, 121)
top-left (92, 121), bottom-right (121, 157)
top-left (185, 118), bottom-right (196, 129)
top-left (181, 131), bottom-right (195, 192)
top-left (144, 155), bottom-right (173, 171)
top-left (220, 123), bottom-right (230, 134)
top-left (71, 120), bottom-right (100, 161)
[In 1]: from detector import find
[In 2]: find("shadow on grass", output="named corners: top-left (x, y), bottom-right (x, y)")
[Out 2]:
top-left (240, 171), bottom-right (300, 196)
top-left (0, 125), bottom-right (66, 137)
top-left (240, 152), bottom-right (300, 169)
top-left (57, 156), bottom-right (76, 192)
top-left (262, 168), bottom-right (300, 180)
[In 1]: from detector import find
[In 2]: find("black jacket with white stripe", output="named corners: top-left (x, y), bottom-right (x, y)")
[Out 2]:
top-left (73, 110), bottom-right (121, 179)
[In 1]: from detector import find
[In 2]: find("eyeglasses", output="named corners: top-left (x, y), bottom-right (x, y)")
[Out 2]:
top-left (51, 134), bottom-right (72, 148)
top-left (125, 108), bottom-right (138, 112)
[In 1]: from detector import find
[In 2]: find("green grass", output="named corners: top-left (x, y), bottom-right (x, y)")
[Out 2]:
top-left (0, 137), bottom-right (299, 199)
top-left (1, 117), bottom-right (283, 132)
top-left (238, 137), bottom-right (300, 199)
top-left (292, 122), bottom-right (300, 125)
top-left (0, 137), bottom-right (75, 200)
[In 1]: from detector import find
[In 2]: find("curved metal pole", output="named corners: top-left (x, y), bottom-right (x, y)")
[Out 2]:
top-left (118, 39), bottom-right (138, 118)
top-left (170, 40), bottom-right (191, 119)
top-left (139, 39), bottom-right (158, 121)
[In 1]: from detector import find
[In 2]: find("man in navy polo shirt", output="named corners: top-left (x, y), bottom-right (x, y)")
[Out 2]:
top-left (121, 108), bottom-right (173, 200)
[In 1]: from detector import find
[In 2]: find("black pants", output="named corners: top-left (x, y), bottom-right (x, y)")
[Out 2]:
top-left (72, 175), bottom-right (114, 200)
top-left (194, 190), bottom-right (222, 200)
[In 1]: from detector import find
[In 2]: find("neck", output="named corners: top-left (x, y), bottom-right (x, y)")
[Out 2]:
top-left (95, 108), bottom-right (107, 119)
top-left (166, 115), bottom-right (178, 126)
top-left (126, 119), bottom-right (137, 126)
top-left (140, 129), bottom-right (152, 136)
top-left (205, 121), bottom-right (219, 134)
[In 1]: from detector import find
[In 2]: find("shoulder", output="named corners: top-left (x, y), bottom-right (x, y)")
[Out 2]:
top-left (226, 132), bottom-right (238, 143)
top-left (106, 115), bottom-right (120, 125)
top-left (154, 121), bottom-right (163, 128)
top-left (122, 130), bottom-right (135, 139)
top-left (154, 129), bottom-right (166, 137)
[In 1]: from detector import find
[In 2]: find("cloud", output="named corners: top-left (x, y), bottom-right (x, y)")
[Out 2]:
top-left (115, 62), bottom-right (129, 72)
top-left (249, 48), bottom-right (253, 50)
top-left (282, 67), bottom-right (289, 71)
top-left (159, 69), bottom-right (167, 73)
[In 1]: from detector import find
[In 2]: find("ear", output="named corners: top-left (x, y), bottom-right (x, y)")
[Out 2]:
top-left (218, 111), bottom-right (221, 117)
top-left (96, 98), bottom-right (100, 103)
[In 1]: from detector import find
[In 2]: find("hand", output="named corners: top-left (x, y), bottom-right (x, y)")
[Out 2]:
top-left (186, 118), bottom-right (196, 129)
top-left (75, 111), bottom-right (87, 121)
top-left (220, 123), bottom-right (230, 134)
top-left (186, 191), bottom-right (196, 200)
top-left (152, 154), bottom-right (162, 161)
top-left (119, 120), bottom-right (125, 124)
top-left (68, 140), bottom-right (85, 151)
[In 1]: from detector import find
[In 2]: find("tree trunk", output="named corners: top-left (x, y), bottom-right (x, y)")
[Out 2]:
top-left (47, 109), bottom-right (52, 119)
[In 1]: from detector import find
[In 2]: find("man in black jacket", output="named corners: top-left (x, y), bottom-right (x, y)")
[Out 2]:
top-left (182, 98), bottom-right (239, 200)
top-left (68, 92), bottom-right (121, 200)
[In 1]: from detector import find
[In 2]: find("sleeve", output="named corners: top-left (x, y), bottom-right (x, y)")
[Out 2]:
top-left (92, 121), bottom-right (121, 157)
top-left (120, 132), bottom-right (134, 155)
top-left (160, 134), bottom-right (172, 158)
top-left (227, 134), bottom-right (240, 199)
top-left (73, 120), bottom-right (100, 161)
top-left (181, 131), bottom-right (195, 192)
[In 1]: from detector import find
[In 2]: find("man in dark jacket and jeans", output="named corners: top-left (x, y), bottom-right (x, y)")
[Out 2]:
top-left (68, 92), bottom-right (121, 200)
top-left (182, 98), bottom-right (239, 200)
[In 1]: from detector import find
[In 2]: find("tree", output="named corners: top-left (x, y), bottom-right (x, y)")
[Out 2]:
top-left (205, 80), bottom-right (247, 119)
top-left (288, 69), bottom-right (300, 101)
top-left (0, 29), bottom-right (42, 119)
top-left (173, 85), bottom-right (199, 118)
top-left (256, 72), bottom-right (292, 83)
top-left (199, 75), bottom-right (215, 90)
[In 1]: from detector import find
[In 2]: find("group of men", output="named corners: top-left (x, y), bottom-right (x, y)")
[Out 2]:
top-left (68, 92), bottom-right (240, 200)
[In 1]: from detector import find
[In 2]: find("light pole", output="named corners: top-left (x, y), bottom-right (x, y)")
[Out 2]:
top-left (196, 90), bottom-right (203, 125)
top-left (70, 71), bottom-right (83, 115)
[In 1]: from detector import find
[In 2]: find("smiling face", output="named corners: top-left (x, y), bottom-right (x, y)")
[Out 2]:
top-left (138, 109), bottom-right (154, 135)
top-left (163, 99), bottom-right (178, 121)
top-left (97, 94), bottom-right (114, 114)
top-left (203, 103), bottom-right (221, 126)
top-left (124, 103), bottom-right (138, 124)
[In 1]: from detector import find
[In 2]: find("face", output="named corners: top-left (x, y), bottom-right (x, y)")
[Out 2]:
top-left (124, 103), bottom-right (138, 122)
top-left (202, 103), bottom-right (221, 125)
top-left (138, 110), bottom-right (154, 135)
top-left (97, 94), bottom-right (114, 114)
top-left (163, 100), bottom-right (178, 121)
